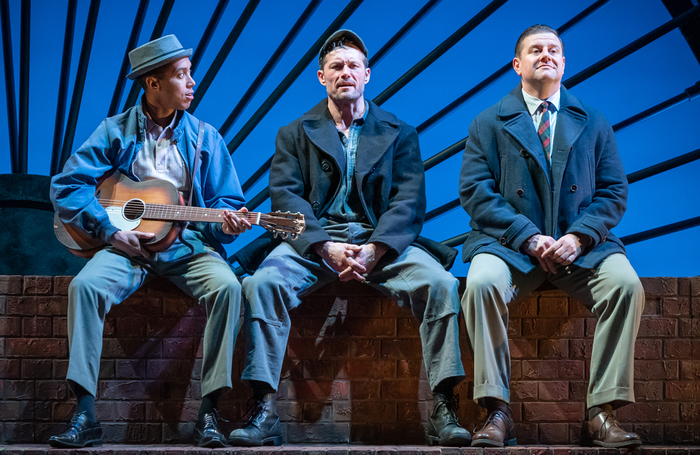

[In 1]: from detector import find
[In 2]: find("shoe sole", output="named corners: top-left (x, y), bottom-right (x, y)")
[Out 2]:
top-left (593, 439), bottom-right (642, 449)
top-left (48, 439), bottom-right (102, 449)
top-left (426, 434), bottom-right (472, 447)
top-left (228, 435), bottom-right (283, 447)
top-left (472, 437), bottom-right (517, 447)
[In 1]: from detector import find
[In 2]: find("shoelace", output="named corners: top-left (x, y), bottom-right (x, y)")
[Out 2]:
top-left (438, 394), bottom-right (460, 424)
top-left (242, 398), bottom-right (266, 427)
top-left (474, 410), bottom-right (507, 433)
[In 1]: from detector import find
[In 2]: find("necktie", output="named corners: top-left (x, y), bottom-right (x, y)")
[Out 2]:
top-left (537, 101), bottom-right (553, 165)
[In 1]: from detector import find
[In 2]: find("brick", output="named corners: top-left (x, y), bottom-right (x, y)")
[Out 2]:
top-left (0, 317), bottom-right (20, 336)
top-left (538, 422), bottom-right (569, 444)
top-left (521, 360), bottom-right (585, 379)
top-left (538, 381), bottom-right (569, 401)
top-left (288, 338), bottom-right (349, 358)
top-left (679, 318), bottom-right (700, 337)
top-left (337, 360), bottom-right (395, 380)
top-left (0, 296), bottom-right (4, 315)
top-left (36, 381), bottom-right (67, 400)
top-left (146, 401), bottom-right (196, 422)
top-left (116, 359), bottom-right (147, 378)
top-left (640, 277), bottom-right (677, 296)
top-left (102, 422), bottom-right (161, 443)
top-left (286, 422), bottom-right (350, 443)
top-left (23, 276), bottom-right (52, 295)
top-left (381, 380), bottom-right (420, 400)
top-left (350, 339), bottom-right (379, 358)
top-left (6, 339), bottom-right (67, 358)
top-left (509, 338), bottom-right (537, 359)
top-left (539, 339), bottom-right (568, 358)
top-left (21, 359), bottom-right (52, 379)
top-left (5, 296), bottom-right (37, 315)
top-left (633, 381), bottom-right (663, 401)
top-left (632, 423), bottom-right (664, 444)
top-left (664, 339), bottom-right (700, 359)
top-left (116, 317), bottom-right (147, 338)
top-left (642, 298), bottom-right (660, 315)
top-left (663, 297), bottom-right (691, 317)
top-left (303, 359), bottom-right (335, 380)
top-left (679, 277), bottom-right (691, 295)
top-left (53, 276), bottom-right (73, 295)
top-left (0, 401), bottom-right (34, 421)
top-left (666, 381), bottom-right (700, 401)
top-left (691, 276), bottom-right (700, 296)
top-left (381, 339), bottom-right (423, 359)
top-left (680, 360), bottom-right (700, 380)
top-left (510, 381), bottom-right (538, 401)
top-left (350, 401), bottom-right (397, 423)
top-left (284, 380), bottom-right (349, 401)
top-left (522, 318), bottom-right (584, 338)
top-left (538, 295), bottom-right (568, 316)
top-left (634, 338), bottom-right (662, 359)
top-left (511, 296), bottom-right (537, 317)
top-left (4, 380), bottom-right (34, 399)
top-left (569, 339), bottom-right (592, 359)
top-left (100, 380), bottom-right (162, 400)
top-left (162, 338), bottom-right (194, 358)
top-left (397, 359), bottom-right (424, 379)
top-left (102, 338), bottom-right (162, 358)
top-left (0, 276), bottom-right (22, 295)
top-left (22, 316), bottom-right (52, 337)
top-left (638, 316), bottom-right (677, 337)
top-left (664, 424), bottom-right (700, 444)
top-left (569, 381), bottom-right (587, 401)
top-left (694, 297), bottom-right (700, 317)
top-left (380, 422), bottom-right (426, 445)
top-left (680, 403), bottom-right (700, 422)
top-left (53, 317), bottom-right (67, 337)
top-left (344, 317), bottom-right (396, 337)
top-left (4, 422), bottom-right (35, 442)
top-left (98, 359), bottom-right (115, 379)
top-left (35, 296), bottom-right (66, 316)
top-left (616, 402), bottom-right (680, 422)
top-left (351, 380), bottom-right (380, 400)
top-left (523, 402), bottom-right (584, 421)
top-left (514, 423), bottom-right (538, 444)
top-left (508, 318), bottom-right (521, 337)
top-left (350, 424), bottom-right (381, 443)
top-left (633, 360), bottom-right (679, 380)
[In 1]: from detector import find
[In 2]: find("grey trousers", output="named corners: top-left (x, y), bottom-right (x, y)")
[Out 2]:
top-left (66, 231), bottom-right (241, 397)
top-left (241, 242), bottom-right (465, 391)
top-left (462, 253), bottom-right (644, 408)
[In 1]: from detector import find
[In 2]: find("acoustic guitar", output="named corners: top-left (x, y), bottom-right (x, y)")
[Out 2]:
top-left (53, 171), bottom-right (305, 258)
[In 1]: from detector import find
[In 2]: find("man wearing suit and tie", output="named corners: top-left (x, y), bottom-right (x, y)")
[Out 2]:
top-left (459, 24), bottom-right (644, 448)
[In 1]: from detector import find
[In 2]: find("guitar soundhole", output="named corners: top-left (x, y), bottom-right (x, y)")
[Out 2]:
top-left (123, 199), bottom-right (146, 221)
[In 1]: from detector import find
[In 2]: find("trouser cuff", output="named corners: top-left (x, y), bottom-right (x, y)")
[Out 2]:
top-left (587, 387), bottom-right (634, 408)
top-left (473, 383), bottom-right (510, 403)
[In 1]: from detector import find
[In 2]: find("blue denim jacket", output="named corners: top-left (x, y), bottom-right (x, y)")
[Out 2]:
top-left (50, 99), bottom-right (245, 258)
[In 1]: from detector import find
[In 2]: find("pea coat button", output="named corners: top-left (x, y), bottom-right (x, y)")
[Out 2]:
top-left (517, 189), bottom-right (524, 197)
top-left (312, 202), bottom-right (320, 210)
top-left (321, 161), bottom-right (331, 172)
top-left (500, 237), bottom-right (507, 245)
top-left (570, 185), bottom-right (578, 192)
top-left (520, 149), bottom-right (528, 157)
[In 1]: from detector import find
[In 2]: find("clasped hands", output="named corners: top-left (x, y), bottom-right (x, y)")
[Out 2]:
top-left (522, 233), bottom-right (588, 274)
top-left (109, 208), bottom-right (252, 258)
top-left (315, 241), bottom-right (388, 282)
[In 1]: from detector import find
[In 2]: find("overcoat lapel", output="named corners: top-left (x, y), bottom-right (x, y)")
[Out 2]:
top-left (303, 101), bottom-right (346, 173)
top-left (354, 104), bottom-right (400, 183)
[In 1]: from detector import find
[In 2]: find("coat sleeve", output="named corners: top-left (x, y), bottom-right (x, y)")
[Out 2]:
top-left (50, 119), bottom-right (121, 244)
top-left (565, 117), bottom-right (627, 247)
top-left (198, 128), bottom-right (246, 245)
top-left (459, 115), bottom-right (541, 252)
top-left (367, 125), bottom-right (424, 255)
top-left (269, 125), bottom-right (332, 257)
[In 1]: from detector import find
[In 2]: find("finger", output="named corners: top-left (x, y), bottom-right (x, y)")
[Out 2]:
top-left (346, 256), bottom-right (366, 273)
top-left (346, 244), bottom-right (363, 252)
top-left (133, 231), bottom-right (155, 239)
top-left (544, 256), bottom-right (558, 274)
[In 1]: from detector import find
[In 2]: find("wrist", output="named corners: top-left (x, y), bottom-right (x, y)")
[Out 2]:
top-left (314, 241), bottom-right (329, 257)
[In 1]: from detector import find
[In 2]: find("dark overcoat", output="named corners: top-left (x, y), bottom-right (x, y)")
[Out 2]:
top-left (234, 99), bottom-right (456, 273)
top-left (459, 84), bottom-right (628, 273)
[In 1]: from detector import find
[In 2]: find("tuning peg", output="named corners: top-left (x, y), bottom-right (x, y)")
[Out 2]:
top-left (291, 233), bottom-right (298, 241)
top-left (273, 231), bottom-right (278, 238)
top-left (282, 232), bottom-right (289, 239)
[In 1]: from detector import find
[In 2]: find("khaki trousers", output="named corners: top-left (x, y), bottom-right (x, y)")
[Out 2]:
top-left (461, 253), bottom-right (644, 408)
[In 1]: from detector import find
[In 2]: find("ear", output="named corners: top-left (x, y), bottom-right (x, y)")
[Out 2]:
top-left (145, 75), bottom-right (160, 91)
top-left (364, 67), bottom-right (370, 84)
top-left (317, 69), bottom-right (326, 87)
top-left (512, 57), bottom-right (522, 76)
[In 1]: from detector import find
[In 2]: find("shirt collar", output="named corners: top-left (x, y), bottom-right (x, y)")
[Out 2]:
top-left (141, 97), bottom-right (179, 137)
top-left (522, 88), bottom-right (560, 116)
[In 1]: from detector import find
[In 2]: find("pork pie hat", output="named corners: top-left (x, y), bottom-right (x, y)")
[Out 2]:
top-left (318, 29), bottom-right (368, 65)
top-left (127, 34), bottom-right (192, 80)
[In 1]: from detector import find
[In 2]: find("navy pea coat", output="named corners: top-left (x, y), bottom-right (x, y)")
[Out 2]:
top-left (459, 84), bottom-right (628, 273)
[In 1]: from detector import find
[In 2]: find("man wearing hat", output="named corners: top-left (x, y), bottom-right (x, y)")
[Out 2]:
top-left (49, 35), bottom-right (251, 448)
top-left (229, 30), bottom-right (470, 447)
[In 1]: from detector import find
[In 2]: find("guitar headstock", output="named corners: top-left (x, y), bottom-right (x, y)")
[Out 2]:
top-left (258, 211), bottom-right (306, 240)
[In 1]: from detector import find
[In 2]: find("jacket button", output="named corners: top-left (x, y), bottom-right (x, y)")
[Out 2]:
top-left (500, 237), bottom-right (507, 245)
top-left (312, 202), bottom-right (320, 210)
top-left (570, 185), bottom-right (578, 192)
top-left (321, 161), bottom-right (331, 172)
top-left (517, 189), bottom-right (524, 197)
top-left (520, 149), bottom-right (528, 158)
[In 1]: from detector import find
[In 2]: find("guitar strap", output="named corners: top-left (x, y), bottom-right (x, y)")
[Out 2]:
top-left (186, 120), bottom-right (205, 207)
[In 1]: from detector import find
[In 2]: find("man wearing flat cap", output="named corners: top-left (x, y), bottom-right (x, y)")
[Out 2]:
top-left (229, 30), bottom-right (470, 447)
top-left (49, 35), bottom-right (251, 448)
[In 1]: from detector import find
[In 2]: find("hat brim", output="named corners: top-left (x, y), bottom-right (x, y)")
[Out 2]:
top-left (127, 48), bottom-right (193, 80)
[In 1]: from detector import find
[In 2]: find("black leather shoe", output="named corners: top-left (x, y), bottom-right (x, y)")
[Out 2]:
top-left (195, 410), bottom-right (227, 448)
top-left (426, 393), bottom-right (472, 446)
top-left (228, 393), bottom-right (282, 446)
top-left (48, 412), bottom-right (102, 448)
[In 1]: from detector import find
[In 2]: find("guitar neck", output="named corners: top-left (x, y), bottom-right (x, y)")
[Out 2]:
top-left (143, 203), bottom-right (260, 225)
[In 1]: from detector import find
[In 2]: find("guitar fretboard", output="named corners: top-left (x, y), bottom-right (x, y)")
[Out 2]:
top-left (102, 200), bottom-right (262, 225)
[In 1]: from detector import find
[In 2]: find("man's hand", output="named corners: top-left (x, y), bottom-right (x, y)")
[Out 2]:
top-left (542, 233), bottom-right (585, 267)
top-left (315, 241), bottom-right (363, 276)
top-left (339, 243), bottom-right (389, 282)
top-left (522, 234), bottom-right (559, 274)
top-left (222, 208), bottom-right (252, 236)
top-left (109, 230), bottom-right (155, 258)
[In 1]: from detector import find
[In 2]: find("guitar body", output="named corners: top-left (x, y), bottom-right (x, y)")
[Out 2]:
top-left (53, 172), bottom-right (183, 258)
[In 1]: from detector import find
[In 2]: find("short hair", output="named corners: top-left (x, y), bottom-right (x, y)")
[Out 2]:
top-left (514, 24), bottom-right (563, 57)
top-left (319, 43), bottom-right (369, 70)
top-left (136, 64), bottom-right (168, 90)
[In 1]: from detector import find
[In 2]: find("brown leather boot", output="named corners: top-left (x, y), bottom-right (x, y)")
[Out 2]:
top-left (583, 410), bottom-right (641, 448)
top-left (472, 409), bottom-right (516, 447)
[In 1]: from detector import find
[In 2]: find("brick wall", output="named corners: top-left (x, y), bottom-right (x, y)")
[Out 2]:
top-left (0, 275), bottom-right (698, 445)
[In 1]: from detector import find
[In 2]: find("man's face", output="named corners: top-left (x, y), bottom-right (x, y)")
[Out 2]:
top-left (513, 32), bottom-right (565, 87)
top-left (148, 57), bottom-right (195, 111)
top-left (317, 46), bottom-right (370, 103)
